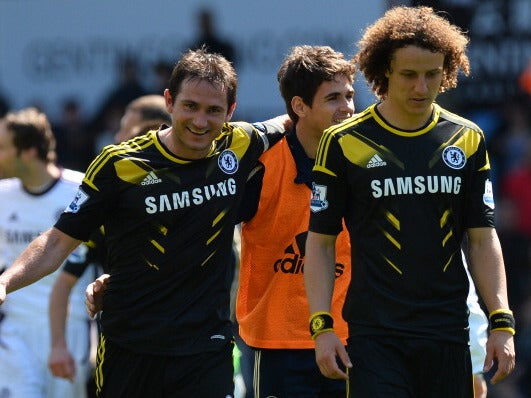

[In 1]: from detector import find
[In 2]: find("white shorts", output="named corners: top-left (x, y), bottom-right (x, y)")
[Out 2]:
top-left (0, 315), bottom-right (90, 398)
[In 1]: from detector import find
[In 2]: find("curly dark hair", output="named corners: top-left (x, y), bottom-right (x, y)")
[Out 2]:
top-left (354, 6), bottom-right (470, 100)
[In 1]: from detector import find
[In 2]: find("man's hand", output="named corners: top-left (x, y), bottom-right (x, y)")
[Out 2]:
top-left (85, 274), bottom-right (109, 318)
top-left (483, 330), bottom-right (516, 384)
top-left (314, 331), bottom-right (352, 380)
top-left (48, 342), bottom-right (76, 382)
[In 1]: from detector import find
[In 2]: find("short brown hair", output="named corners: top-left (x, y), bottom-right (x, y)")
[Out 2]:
top-left (168, 47), bottom-right (237, 110)
top-left (3, 107), bottom-right (56, 162)
top-left (277, 45), bottom-right (356, 123)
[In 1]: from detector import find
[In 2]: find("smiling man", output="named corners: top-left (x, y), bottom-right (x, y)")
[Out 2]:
top-left (0, 48), bottom-right (286, 398)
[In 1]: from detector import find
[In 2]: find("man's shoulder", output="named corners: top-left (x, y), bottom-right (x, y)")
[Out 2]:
top-left (0, 177), bottom-right (21, 191)
top-left (60, 168), bottom-right (85, 184)
top-left (435, 104), bottom-right (483, 133)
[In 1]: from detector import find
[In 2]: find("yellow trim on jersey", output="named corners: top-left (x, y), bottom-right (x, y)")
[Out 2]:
top-left (207, 229), bottom-right (221, 245)
top-left (385, 212), bottom-right (400, 230)
top-left (442, 251), bottom-right (457, 272)
top-left (84, 137), bottom-right (154, 190)
top-left (95, 333), bottom-right (106, 395)
top-left (371, 103), bottom-right (439, 137)
top-left (384, 256), bottom-right (402, 274)
top-left (383, 229), bottom-right (401, 249)
top-left (201, 250), bottom-right (216, 266)
top-left (442, 230), bottom-right (452, 247)
top-left (150, 239), bottom-right (165, 253)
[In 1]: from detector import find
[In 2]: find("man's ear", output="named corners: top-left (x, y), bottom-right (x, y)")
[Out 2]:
top-left (226, 102), bottom-right (237, 122)
top-left (291, 96), bottom-right (306, 118)
top-left (163, 89), bottom-right (173, 113)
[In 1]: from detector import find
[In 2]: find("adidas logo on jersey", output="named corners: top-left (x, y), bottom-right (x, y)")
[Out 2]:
top-left (366, 154), bottom-right (387, 168)
top-left (141, 171), bottom-right (162, 185)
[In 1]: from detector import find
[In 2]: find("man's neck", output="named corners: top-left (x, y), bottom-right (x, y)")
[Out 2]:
top-left (295, 124), bottom-right (321, 159)
top-left (23, 162), bottom-right (60, 193)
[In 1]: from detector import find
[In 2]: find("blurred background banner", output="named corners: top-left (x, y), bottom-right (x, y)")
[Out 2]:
top-left (0, 0), bottom-right (385, 121)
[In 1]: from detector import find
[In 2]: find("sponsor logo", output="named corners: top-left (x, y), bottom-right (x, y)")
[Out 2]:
top-left (442, 146), bottom-right (466, 169)
top-left (371, 175), bottom-right (462, 198)
top-left (367, 154), bottom-right (387, 168)
top-left (218, 150), bottom-right (239, 174)
top-left (141, 171), bottom-right (162, 185)
top-left (273, 232), bottom-right (344, 277)
top-left (65, 188), bottom-right (89, 213)
top-left (483, 179), bottom-right (495, 209)
top-left (310, 183), bottom-right (328, 213)
top-left (145, 178), bottom-right (237, 214)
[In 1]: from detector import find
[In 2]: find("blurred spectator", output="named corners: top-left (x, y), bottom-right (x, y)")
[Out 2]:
top-left (0, 108), bottom-right (92, 397)
top-left (90, 56), bottom-right (148, 151)
top-left (92, 102), bottom-right (123, 155)
top-left (150, 60), bottom-right (174, 95)
top-left (519, 60), bottom-right (531, 96)
top-left (114, 94), bottom-right (171, 144)
top-left (499, 98), bottom-right (531, 174)
top-left (187, 8), bottom-right (238, 67)
top-left (53, 98), bottom-right (93, 172)
top-left (496, 140), bottom-right (531, 398)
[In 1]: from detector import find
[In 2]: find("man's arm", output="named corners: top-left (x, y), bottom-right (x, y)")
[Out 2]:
top-left (304, 231), bottom-right (351, 380)
top-left (466, 227), bottom-right (515, 384)
top-left (48, 271), bottom-right (79, 381)
top-left (0, 227), bottom-right (81, 304)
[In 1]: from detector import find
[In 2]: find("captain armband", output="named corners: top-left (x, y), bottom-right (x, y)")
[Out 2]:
top-left (309, 312), bottom-right (334, 340)
top-left (489, 309), bottom-right (516, 336)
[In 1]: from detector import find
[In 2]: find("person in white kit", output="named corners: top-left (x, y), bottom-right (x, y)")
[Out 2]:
top-left (467, 265), bottom-right (489, 398)
top-left (0, 107), bottom-right (91, 398)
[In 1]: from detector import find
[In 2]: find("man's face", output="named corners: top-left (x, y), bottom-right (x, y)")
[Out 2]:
top-left (384, 45), bottom-right (444, 126)
top-left (164, 78), bottom-right (234, 159)
top-left (305, 74), bottom-right (355, 138)
top-left (0, 122), bottom-right (20, 179)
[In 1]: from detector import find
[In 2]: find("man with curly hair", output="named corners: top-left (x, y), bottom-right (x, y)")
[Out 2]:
top-left (304, 6), bottom-right (515, 397)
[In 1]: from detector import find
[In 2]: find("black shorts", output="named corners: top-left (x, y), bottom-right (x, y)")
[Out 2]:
top-left (253, 348), bottom-right (346, 397)
top-left (346, 335), bottom-right (473, 398)
top-left (95, 334), bottom-right (234, 398)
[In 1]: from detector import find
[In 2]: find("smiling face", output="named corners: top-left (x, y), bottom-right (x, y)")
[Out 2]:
top-left (303, 74), bottom-right (355, 139)
top-left (163, 78), bottom-right (235, 159)
top-left (381, 45), bottom-right (444, 129)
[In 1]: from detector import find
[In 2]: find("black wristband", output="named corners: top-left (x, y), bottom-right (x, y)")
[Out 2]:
top-left (489, 309), bottom-right (516, 335)
top-left (309, 312), bottom-right (334, 340)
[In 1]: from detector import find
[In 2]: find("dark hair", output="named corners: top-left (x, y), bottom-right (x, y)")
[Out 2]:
top-left (168, 47), bottom-right (237, 110)
top-left (3, 107), bottom-right (56, 162)
top-left (354, 6), bottom-right (470, 99)
top-left (277, 45), bottom-right (356, 123)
